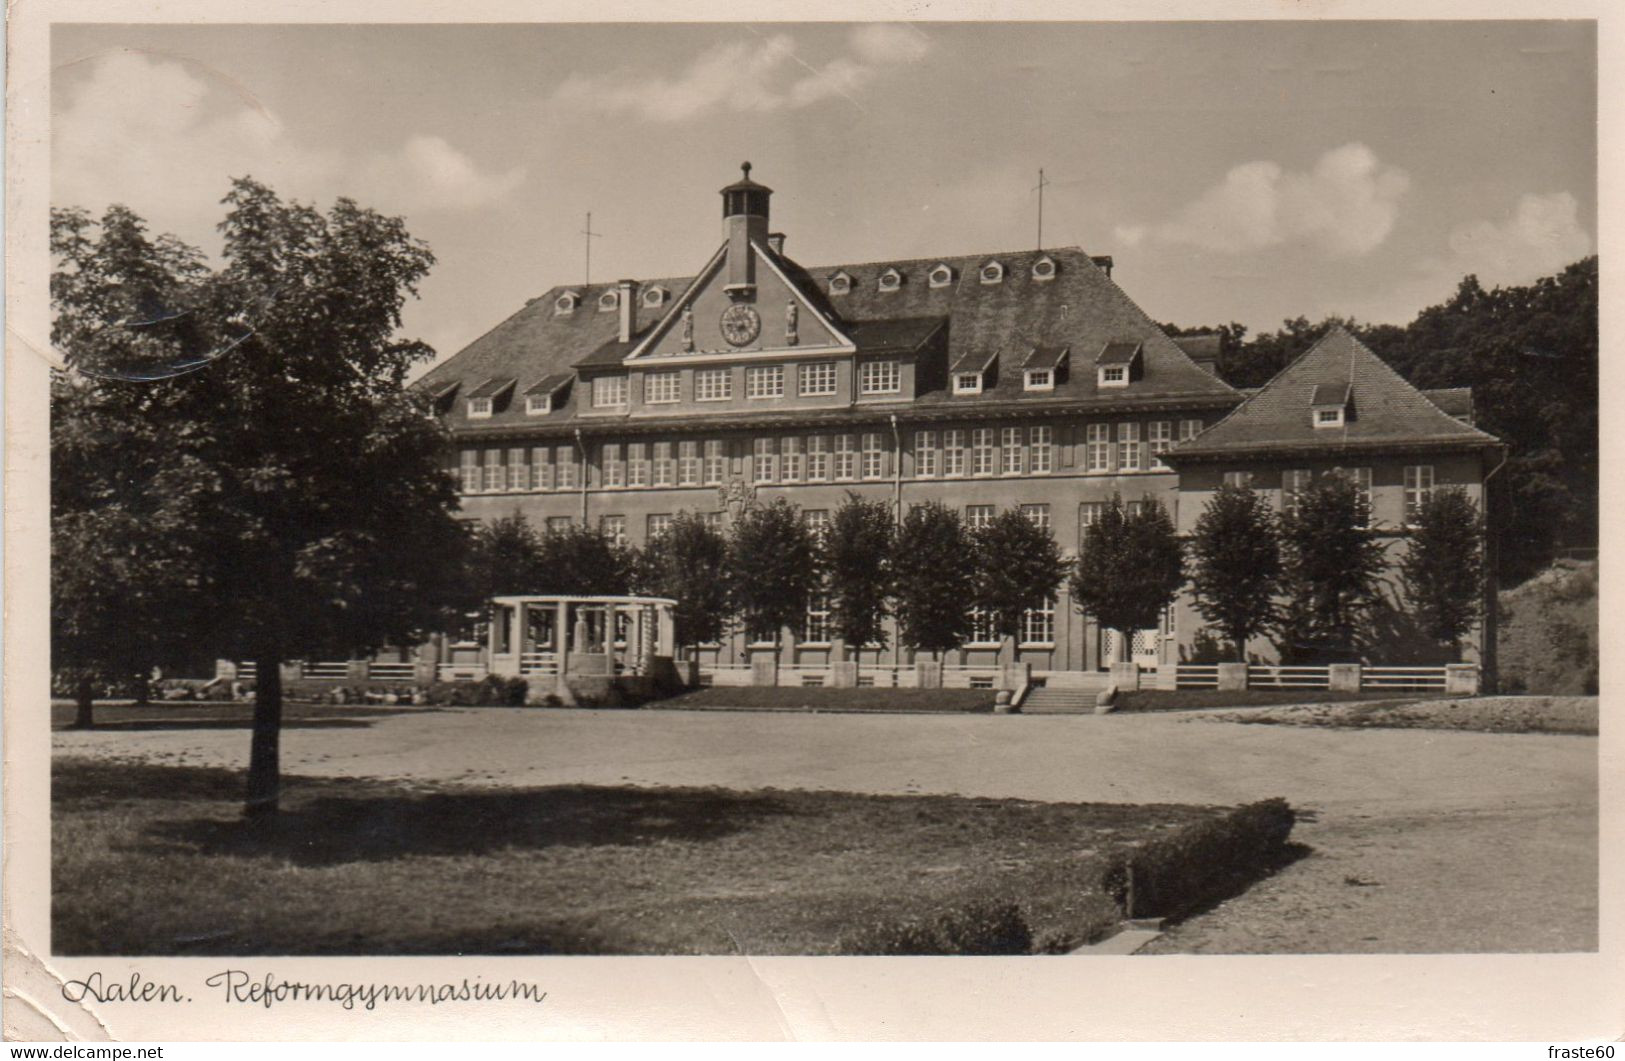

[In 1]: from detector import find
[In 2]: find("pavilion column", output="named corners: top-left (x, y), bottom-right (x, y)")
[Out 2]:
top-left (557, 600), bottom-right (570, 676)
top-left (657, 606), bottom-right (675, 656)
top-left (631, 606), bottom-right (646, 672)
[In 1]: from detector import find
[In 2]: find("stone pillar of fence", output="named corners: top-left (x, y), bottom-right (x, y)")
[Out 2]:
top-left (1216, 662), bottom-right (1248, 691)
top-left (830, 662), bottom-right (859, 688)
top-left (215, 660), bottom-right (238, 681)
top-left (414, 660), bottom-right (437, 686)
top-left (1156, 665), bottom-right (1179, 691)
top-left (280, 662), bottom-right (304, 684)
top-left (1328, 663), bottom-right (1361, 692)
top-left (1445, 663), bottom-right (1480, 695)
top-left (1001, 661), bottom-right (1032, 692)
top-left (916, 660), bottom-right (943, 689)
top-left (750, 656), bottom-right (778, 687)
top-left (1109, 661), bottom-right (1140, 691)
top-left (346, 660), bottom-right (369, 684)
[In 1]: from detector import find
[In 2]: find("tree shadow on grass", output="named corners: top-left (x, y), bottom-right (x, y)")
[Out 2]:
top-left (149, 784), bottom-right (796, 866)
top-left (1158, 841), bottom-right (1317, 927)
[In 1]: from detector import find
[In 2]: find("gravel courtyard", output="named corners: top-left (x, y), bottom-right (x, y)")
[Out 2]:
top-left (53, 704), bottom-right (1598, 953)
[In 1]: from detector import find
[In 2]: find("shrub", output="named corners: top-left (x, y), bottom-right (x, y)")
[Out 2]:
top-left (421, 676), bottom-right (528, 706)
top-left (836, 900), bottom-right (1033, 955)
top-left (1101, 798), bottom-right (1295, 919)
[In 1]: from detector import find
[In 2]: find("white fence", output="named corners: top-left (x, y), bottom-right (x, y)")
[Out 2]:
top-left (369, 662), bottom-right (417, 683)
top-left (1171, 663), bottom-right (1456, 693)
top-left (1362, 666), bottom-right (1449, 692)
top-left (519, 652), bottom-right (559, 677)
top-left (1173, 663), bottom-right (1219, 689)
top-left (437, 662), bottom-right (488, 683)
top-left (1247, 665), bottom-right (1332, 690)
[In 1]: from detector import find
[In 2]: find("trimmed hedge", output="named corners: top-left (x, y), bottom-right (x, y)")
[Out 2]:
top-left (1101, 798), bottom-right (1296, 920)
top-left (836, 900), bottom-right (1033, 955)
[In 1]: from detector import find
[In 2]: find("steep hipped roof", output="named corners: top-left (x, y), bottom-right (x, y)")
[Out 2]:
top-left (1024, 344), bottom-right (1069, 371)
top-left (1097, 340), bottom-right (1142, 366)
top-left (1170, 327), bottom-right (1499, 460)
top-left (1172, 333), bottom-right (1222, 361)
top-left (419, 245), bottom-right (1237, 432)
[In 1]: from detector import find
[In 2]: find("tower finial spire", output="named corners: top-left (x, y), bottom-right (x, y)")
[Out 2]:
top-left (741, 161), bottom-right (752, 180)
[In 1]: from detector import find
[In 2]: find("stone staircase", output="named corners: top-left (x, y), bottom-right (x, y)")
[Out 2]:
top-left (1019, 675), bottom-right (1110, 714)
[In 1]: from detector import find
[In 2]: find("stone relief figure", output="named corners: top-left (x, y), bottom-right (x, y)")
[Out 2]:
top-left (717, 479), bottom-right (757, 523)
top-left (786, 300), bottom-right (799, 345)
top-left (681, 303), bottom-right (694, 352)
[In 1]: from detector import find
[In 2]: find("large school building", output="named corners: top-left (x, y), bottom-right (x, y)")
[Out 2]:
top-left (417, 165), bottom-right (1501, 674)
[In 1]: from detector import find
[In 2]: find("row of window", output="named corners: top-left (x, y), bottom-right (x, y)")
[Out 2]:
top-left (457, 420), bottom-right (1204, 495)
top-left (1225, 465), bottom-right (1437, 525)
top-left (826, 256), bottom-right (1055, 297)
top-left (589, 360), bottom-right (898, 410)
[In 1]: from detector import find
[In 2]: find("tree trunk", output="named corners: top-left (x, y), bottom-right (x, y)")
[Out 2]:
top-left (245, 654), bottom-right (283, 819)
top-left (72, 677), bottom-right (95, 730)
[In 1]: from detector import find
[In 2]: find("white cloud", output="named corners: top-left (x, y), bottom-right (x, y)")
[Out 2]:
top-left (53, 51), bottom-right (525, 235)
top-left (1438, 191), bottom-right (1592, 287)
top-left (550, 24), bottom-right (931, 122)
top-left (1138, 143), bottom-right (1410, 257)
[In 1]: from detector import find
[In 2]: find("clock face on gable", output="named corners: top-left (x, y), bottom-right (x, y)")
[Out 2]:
top-left (719, 303), bottom-right (761, 347)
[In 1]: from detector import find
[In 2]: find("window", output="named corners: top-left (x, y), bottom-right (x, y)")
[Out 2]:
top-left (1179, 419), bottom-right (1204, 442)
top-left (1100, 365), bottom-right (1127, 386)
top-left (1020, 503), bottom-right (1050, 531)
top-left (1031, 256), bottom-right (1056, 282)
top-left (833, 434), bottom-right (857, 480)
top-left (647, 514), bottom-right (673, 539)
top-left (642, 286), bottom-right (668, 308)
top-left (1350, 467), bottom-right (1374, 528)
top-left (803, 593), bottom-right (833, 643)
top-left (968, 607), bottom-right (998, 644)
top-left (600, 515), bottom-right (626, 545)
top-left (859, 360), bottom-right (900, 395)
top-left (1404, 465), bottom-right (1434, 525)
top-left (526, 394), bottom-right (551, 416)
top-left (555, 446), bottom-right (578, 489)
top-left (972, 428), bottom-right (996, 476)
top-left (554, 292), bottom-right (578, 315)
top-left (483, 449), bottom-right (504, 492)
top-left (545, 516), bottom-right (572, 534)
top-left (653, 442), bottom-right (675, 487)
top-left (860, 433), bottom-right (886, 479)
top-left (1085, 424), bottom-right (1112, 473)
top-left (828, 272), bottom-right (852, 296)
top-left (531, 446), bottom-right (551, 491)
top-left (1021, 600), bottom-right (1056, 645)
top-left (1222, 471), bottom-right (1253, 489)
top-left (602, 444), bottom-right (624, 488)
top-left (746, 365), bottom-right (784, 399)
top-left (929, 264), bottom-right (953, 288)
top-left (754, 437), bottom-right (777, 482)
top-left (1281, 469), bottom-right (1311, 517)
top-left (965, 504), bottom-right (996, 530)
top-left (1030, 426), bottom-right (1053, 473)
top-left (915, 431), bottom-right (938, 477)
top-left (878, 268), bottom-right (902, 292)
top-left (459, 450), bottom-right (480, 493)
top-left (703, 440), bottom-right (726, 485)
top-left (507, 447), bottom-right (527, 491)
top-left (703, 512), bottom-right (725, 532)
top-left (1118, 422), bottom-right (1143, 472)
top-left (645, 371), bottom-right (680, 404)
top-left (781, 436), bottom-right (803, 482)
top-left (468, 397), bottom-right (493, 419)
top-left (943, 429), bottom-right (967, 477)
top-left (1078, 502), bottom-right (1105, 550)
top-left (954, 372), bottom-right (983, 395)
top-left (627, 444), bottom-right (649, 488)
top-left (592, 376), bottom-right (627, 408)
top-left (1315, 406), bottom-right (1345, 428)
top-left (803, 509), bottom-right (831, 540)
top-left (800, 361), bottom-right (837, 396)
top-left (696, 368), bottom-right (732, 401)
top-left (980, 261), bottom-right (1004, 285)
top-left (807, 436), bottom-right (830, 481)
top-left (1001, 427), bottom-right (1024, 474)
top-left (1025, 369), bottom-right (1053, 391)
top-left (1149, 422), bottom-right (1173, 469)
top-left (678, 441), bottom-right (700, 486)
top-left (598, 290), bottom-right (618, 312)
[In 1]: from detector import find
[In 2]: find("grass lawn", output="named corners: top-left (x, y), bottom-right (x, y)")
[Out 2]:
top-left (1114, 689), bottom-right (1437, 712)
top-left (654, 687), bottom-right (998, 713)
top-left (51, 701), bottom-right (431, 732)
top-left (1203, 695), bottom-right (1597, 735)
top-left (53, 757), bottom-right (1222, 956)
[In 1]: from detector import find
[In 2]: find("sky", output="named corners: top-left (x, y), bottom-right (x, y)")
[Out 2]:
top-left (51, 21), bottom-right (1597, 372)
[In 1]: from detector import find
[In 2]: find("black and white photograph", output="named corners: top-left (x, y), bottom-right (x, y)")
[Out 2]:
top-left (5, 3), bottom-right (1616, 1044)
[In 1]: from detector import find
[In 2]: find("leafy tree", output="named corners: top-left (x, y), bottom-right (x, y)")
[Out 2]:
top-left (1188, 483), bottom-right (1281, 661)
top-left (725, 498), bottom-right (820, 646)
top-left (891, 501), bottom-right (974, 658)
top-left (823, 493), bottom-right (895, 656)
top-left (1400, 487), bottom-right (1484, 659)
top-left (1068, 496), bottom-right (1184, 663)
top-left (632, 511), bottom-right (730, 651)
top-left (536, 523), bottom-right (635, 596)
top-left (49, 181), bottom-right (471, 816)
top-left (1275, 473), bottom-right (1386, 662)
top-left (970, 508), bottom-right (1067, 648)
top-left (467, 513), bottom-right (546, 602)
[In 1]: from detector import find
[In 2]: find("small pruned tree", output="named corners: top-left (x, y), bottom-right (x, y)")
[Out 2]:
top-left (1400, 487), bottom-right (1484, 659)
top-left (824, 493), bottom-right (896, 657)
top-left (1069, 496), bottom-right (1185, 663)
top-left (892, 501), bottom-right (974, 659)
top-left (468, 513), bottom-right (546, 602)
top-left (537, 523), bottom-right (636, 596)
top-left (1188, 483), bottom-right (1281, 661)
top-left (726, 498), bottom-right (820, 646)
top-left (634, 511), bottom-right (730, 652)
top-left (971, 509), bottom-right (1068, 650)
top-left (1276, 472), bottom-right (1386, 662)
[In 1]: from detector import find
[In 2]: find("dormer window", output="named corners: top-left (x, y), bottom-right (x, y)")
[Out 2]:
top-left (1311, 383), bottom-right (1353, 429)
top-left (467, 397), bottom-right (493, 419)
top-left (598, 290), bottom-right (619, 313)
top-left (828, 271), bottom-right (853, 296)
top-left (642, 286), bottom-right (668, 308)
top-left (1100, 366), bottom-right (1126, 385)
top-left (525, 394), bottom-right (550, 416)
top-left (592, 375), bottom-right (628, 409)
top-left (878, 268), bottom-right (903, 293)
top-left (554, 291), bottom-right (581, 315)
top-left (524, 373), bottom-right (569, 416)
top-left (1096, 341), bottom-right (1141, 389)
top-left (465, 377), bottom-right (515, 418)
top-left (1032, 255), bottom-right (1057, 282)
top-left (950, 350), bottom-right (996, 395)
top-left (929, 264), bottom-right (954, 288)
top-left (980, 261), bottom-right (1005, 285)
top-left (1023, 344), bottom-right (1067, 391)
top-left (1025, 369), bottom-right (1053, 391)
top-left (954, 372), bottom-right (983, 395)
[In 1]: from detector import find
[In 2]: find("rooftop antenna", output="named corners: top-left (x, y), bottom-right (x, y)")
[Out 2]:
top-left (581, 212), bottom-right (602, 286)
top-left (1033, 168), bottom-right (1050, 250)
